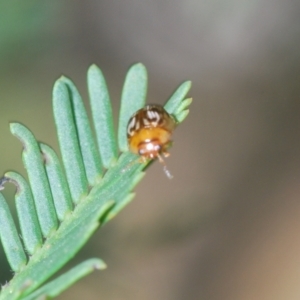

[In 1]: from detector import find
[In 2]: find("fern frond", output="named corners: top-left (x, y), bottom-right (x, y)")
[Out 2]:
top-left (0, 63), bottom-right (192, 300)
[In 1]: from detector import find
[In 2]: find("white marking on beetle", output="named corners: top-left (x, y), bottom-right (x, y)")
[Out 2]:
top-left (135, 120), bottom-right (140, 131)
top-left (146, 110), bottom-right (154, 119)
top-left (127, 116), bottom-right (136, 135)
top-left (143, 117), bottom-right (150, 126)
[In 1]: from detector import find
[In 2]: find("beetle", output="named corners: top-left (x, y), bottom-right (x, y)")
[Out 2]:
top-left (127, 104), bottom-right (176, 178)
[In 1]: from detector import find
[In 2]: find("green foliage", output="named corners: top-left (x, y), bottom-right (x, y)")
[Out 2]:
top-left (0, 64), bottom-right (192, 299)
top-left (0, 2), bottom-right (63, 60)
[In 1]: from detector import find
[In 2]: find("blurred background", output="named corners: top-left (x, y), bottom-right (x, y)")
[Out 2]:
top-left (1, 1), bottom-right (300, 299)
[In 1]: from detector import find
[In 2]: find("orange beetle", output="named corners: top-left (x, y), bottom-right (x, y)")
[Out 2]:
top-left (127, 104), bottom-right (176, 178)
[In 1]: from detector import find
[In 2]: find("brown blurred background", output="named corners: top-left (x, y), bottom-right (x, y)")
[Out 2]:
top-left (1, 1), bottom-right (300, 299)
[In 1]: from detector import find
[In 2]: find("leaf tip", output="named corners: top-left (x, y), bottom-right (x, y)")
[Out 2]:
top-left (58, 75), bottom-right (68, 81)
top-left (9, 122), bottom-right (25, 137)
top-left (176, 109), bottom-right (190, 123)
top-left (185, 80), bottom-right (192, 88)
top-left (58, 76), bottom-right (73, 87)
top-left (93, 259), bottom-right (107, 270)
top-left (53, 78), bottom-right (69, 102)
top-left (129, 62), bottom-right (147, 74)
top-left (88, 64), bottom-right (100, 73)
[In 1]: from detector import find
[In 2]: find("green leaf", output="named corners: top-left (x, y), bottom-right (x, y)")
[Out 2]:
top-left (60, 77), bottom-right (103, 186)
top-left (88, 65), bottom-right (118, 168)
top-left (0, 63), bottom-right (192, 300)
top-left (22, 258), bottom-right (106, 300)
top-left (164, 81), bottom-right (192, 117)
top-left (10, 123), bottom-right (58, 238)
top-left (52, 80), bottom-right (89, 204)
top-left (174, 97), bottom-right (193, 115)
top-left (40, 143), bottom-right (73, 222)
top-left (2, 172), bottom-right (42, 255)
top-left (0, 192), bottom-right (27, 273)
top-left (0, 199), bottom-right (114, 300)
top-left (118, 63), bottom-right (147, 152)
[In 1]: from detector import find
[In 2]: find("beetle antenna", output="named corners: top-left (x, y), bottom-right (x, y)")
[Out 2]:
top-left (157, 153), bottom-right (173, 179)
